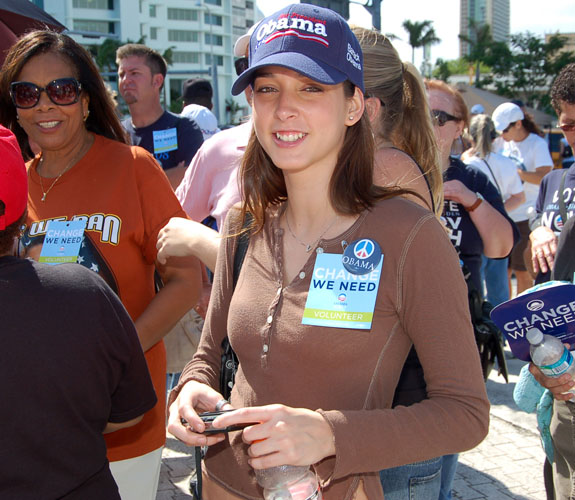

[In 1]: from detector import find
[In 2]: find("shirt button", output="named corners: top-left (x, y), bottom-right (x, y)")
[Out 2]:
top-left (266, 315), bottom-right (273, 324)
top-left (299, 271), bottom-right (306, 279)
top-left (263, 344), bottom-right (269, 353)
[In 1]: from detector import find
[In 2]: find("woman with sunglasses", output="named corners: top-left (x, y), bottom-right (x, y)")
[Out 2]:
top-left (425, 79), bottom-right (515, 500)
top-left (0, 31), bottom-right (202, 500)
top-left (491, 102), bottom-right (553, 294)
top-left (167, 5), bottom-right (489, 500)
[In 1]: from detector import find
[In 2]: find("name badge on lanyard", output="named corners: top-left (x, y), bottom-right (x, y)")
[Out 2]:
top-left (302, 239), bottom-right (383, 330)
top-left (153, 127), bottom-right (178, 154)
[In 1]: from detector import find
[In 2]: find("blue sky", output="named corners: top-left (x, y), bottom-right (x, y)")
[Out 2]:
top-left (256, 0), bottom-right (575, 68)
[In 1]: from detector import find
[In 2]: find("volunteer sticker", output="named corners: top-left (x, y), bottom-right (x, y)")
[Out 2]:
top-left (39, 219), bottom-right (86, 265)
top-left (153, 127), bottom-right (178, 154)
top-left (342, 238), bottom-right (382, 275)
top-left (302, 252), bottom-right (383, 330)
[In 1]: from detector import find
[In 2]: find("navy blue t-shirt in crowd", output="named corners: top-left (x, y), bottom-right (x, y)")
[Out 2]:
top-left (123, 110), bottom-right (203, 170)
top-left (535, 163), bottom-right (575, 233)
top-left (443, 157), bottom-right (517, 292)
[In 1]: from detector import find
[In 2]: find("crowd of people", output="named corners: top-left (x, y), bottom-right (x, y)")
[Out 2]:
top-left (0, 3), bottom-right (574, 500)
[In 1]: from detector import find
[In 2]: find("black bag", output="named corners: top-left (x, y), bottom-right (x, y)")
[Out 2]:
top-left (219, 212), bottom-right (251, 399)
top-left (463, 265), bottom-right (509, 382)
top-left (191, 213), bottom-right (251, 500)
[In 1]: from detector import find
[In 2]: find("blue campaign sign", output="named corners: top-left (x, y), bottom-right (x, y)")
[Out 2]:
top-left (491, 282), bottom-right (575, 361)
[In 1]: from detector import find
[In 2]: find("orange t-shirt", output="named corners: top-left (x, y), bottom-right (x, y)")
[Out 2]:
top-left (24, 134), bottom-right (186, 462)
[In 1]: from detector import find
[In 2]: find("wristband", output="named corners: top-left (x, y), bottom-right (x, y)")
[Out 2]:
top-left (465, 192), bottom-right (484, 212)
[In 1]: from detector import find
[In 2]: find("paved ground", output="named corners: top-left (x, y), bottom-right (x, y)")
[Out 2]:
top-left (157, 349), bottom-right (549, 500)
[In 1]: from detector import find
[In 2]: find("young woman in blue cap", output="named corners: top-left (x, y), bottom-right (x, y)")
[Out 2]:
top-left (168, 5), bottom-right (489, 499)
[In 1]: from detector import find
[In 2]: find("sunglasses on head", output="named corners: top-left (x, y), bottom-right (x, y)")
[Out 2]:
top-left (559, 123), bottom-right (575, 133)
top-left (10, 78), bottom-right (82, 109)
top-left (432, 109), bottom-right (460, 127)
top-left (234, 57), bottom-right (249, 77)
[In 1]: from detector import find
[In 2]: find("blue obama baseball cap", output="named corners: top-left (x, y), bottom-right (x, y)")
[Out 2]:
top-left (231, 3), bottom-right (364, 96)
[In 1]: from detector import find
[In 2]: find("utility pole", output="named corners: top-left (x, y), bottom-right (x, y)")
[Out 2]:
top-left (351, 0), bottom-right (382, 30)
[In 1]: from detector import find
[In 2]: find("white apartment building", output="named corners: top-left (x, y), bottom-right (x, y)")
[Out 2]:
top-left (36, 0), bottom-right (259, 124)
top-left (459, 0), bottom-right (510, 57)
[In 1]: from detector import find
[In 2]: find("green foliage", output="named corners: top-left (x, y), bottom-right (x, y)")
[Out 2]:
top-left (432, 58), bottom-right (451, 82)
top-left (402, 20), bottom-right (440, 64)
top-left (459, 19), bottom-right (496, 86)
top-left (437, 31), bottom-right (575, 113)
top-left (489, 32), bottom-right (575, 109)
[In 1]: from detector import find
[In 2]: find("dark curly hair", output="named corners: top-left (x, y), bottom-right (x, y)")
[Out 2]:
top-left (551, 63), bottom-right (575, 116)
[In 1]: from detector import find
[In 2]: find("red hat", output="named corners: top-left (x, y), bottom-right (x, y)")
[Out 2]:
top-left (0, 125), bottom-right (27, 230)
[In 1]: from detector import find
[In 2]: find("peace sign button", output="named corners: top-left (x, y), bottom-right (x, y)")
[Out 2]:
top-left (342, 238), bottom-right (382, 275)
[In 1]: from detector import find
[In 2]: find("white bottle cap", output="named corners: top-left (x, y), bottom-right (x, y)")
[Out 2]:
top-left (526, 327), bottom-right (544, 345)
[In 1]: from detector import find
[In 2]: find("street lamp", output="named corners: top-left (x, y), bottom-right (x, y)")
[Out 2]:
top-left (195, 0), bottom-right (219, 122)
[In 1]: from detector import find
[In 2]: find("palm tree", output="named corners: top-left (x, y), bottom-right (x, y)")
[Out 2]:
top-left (459, 19), bottom-right (493, 86)
top-left (402, 20), bottom-right (441, 64)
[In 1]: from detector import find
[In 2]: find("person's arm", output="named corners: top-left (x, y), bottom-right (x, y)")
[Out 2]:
top-left (504, 191), bottom-right (526, 213)
top-left (165, 161), bottom-right (188, 190)
top-left (157, 217), bottom-right (220, 272)
top-left (444, 179), bottom-right (514, 258)
top-left (175, 145), bottom-right (212, 222)
top-left (518, 166), bottom-right (552, 186)
top-left (104, 415), bottom-right (144, 434)
top-left (135, 255), bottom-right (202, 352)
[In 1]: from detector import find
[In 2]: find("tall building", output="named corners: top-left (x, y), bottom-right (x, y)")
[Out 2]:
top-left (459, 0), bottom-right (510, 57)
top-left (38, 0), bottom-right (258, 124)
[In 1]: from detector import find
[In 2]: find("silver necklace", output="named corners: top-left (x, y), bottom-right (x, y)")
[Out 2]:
top-left (285, 211), bottom-right (339, 252)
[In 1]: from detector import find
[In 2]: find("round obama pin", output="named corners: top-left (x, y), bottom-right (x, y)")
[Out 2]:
top-left (342, 238), bottom-right (382, 275)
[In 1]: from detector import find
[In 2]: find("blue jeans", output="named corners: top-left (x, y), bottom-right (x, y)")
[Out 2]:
top-left (439, 454), bottom-right (458, 500)
top-left (481, 255), bottom-right (509, 307)
top-left (379, 457), bottom-right (442, 500)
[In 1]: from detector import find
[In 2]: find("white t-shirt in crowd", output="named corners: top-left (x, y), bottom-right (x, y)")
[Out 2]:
top-left (501, 133), bottom-right (553, 222)
top-left (466, 152), bottom-right (524, 203)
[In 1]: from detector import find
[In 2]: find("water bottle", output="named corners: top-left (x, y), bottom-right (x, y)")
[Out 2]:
top-left (255, 465), bottom-right (322, 500)
top-left (526, 327), bottom-right (575, 396)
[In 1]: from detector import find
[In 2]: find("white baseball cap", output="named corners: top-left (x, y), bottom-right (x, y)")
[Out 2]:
top-left (233, 23), bottom-right (258, 57)
top-left (492, 102), bottom-right (524, 132)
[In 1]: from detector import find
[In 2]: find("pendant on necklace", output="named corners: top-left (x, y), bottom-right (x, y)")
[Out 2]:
top-left (306, 244), bottom-right (312, 252)
top-left (41, 193), bottom-right (47, 202)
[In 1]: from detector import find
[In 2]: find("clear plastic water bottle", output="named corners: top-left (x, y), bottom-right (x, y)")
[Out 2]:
top-left (255, 465), bottom-right (322, 500)
top-left (526, 327), bottom-right (575, 396)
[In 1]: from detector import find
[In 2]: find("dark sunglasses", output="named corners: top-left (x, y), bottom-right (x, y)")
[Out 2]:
top-left (502, 121), bottom-right (517, 134)
top-left (234, 57), bottom-right (249, 77)
top-left (10, 78), bottom-right (82, 109)
top-left (559, 123), bottom-right (575, 132)
top-left (432, 109), bottom-right (460, 127)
